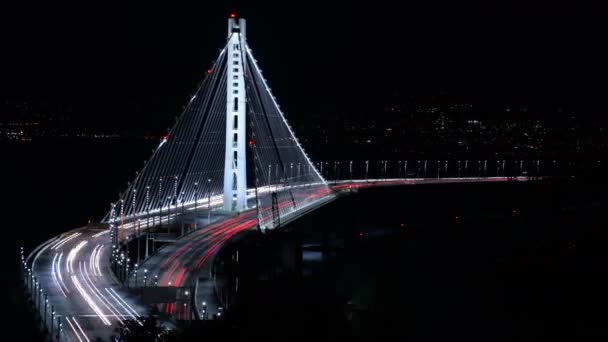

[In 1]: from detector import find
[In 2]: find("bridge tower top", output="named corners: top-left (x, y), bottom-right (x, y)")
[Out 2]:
top-left (227, 14), bottom-right (246, 38)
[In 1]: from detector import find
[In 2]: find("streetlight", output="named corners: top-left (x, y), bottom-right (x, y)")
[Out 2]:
top-left (50, 307), bottom-right (55, 337)
top-left (336, 161), bottom-right (340, 180)
top-left (154, 274), bottom-right (159, 286)
top-left (207, 178), bottom-right (212, 225)
top-left (268, 164), bottom-right (272, 184)
top-left (126, 259), bottom-right (130, 287)
top-left (194, 182), bottom-right (198, 231)
top-left (134, 263), bottom-right (138, 287)
top-left (57, 317), bottom-right (62, 342)
top-left (383, 160), bottom-right (388, 179)
top-left (298, 162), bottom-right (301, 180)
top-left (365, 160), bottom-right (369, 181)
top-left (144, 269), bottom-right (148, 287)
top-left (33, 278), bottom-right (38, 306)
top-left (436, 160), bottom-right (441, 179)
top-left (398, 160), bottom-right (401, 178)
top-left (44, 295), bottom-right (48, 325)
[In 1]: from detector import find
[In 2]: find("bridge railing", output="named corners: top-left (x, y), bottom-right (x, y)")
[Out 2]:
top-left (312, 158), bottom-right (603, 181)
top-left (20, 245), bottom-right (69, 342)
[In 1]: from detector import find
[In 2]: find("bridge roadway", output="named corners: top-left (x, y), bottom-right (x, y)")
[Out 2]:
top-left (27, 177), bottom-right (531, 340)
top-left (27, 228), bottom-right (147, 341)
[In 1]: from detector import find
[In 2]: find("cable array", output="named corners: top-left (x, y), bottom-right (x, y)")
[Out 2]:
top-left (104, 38), bottom-right (330, 232)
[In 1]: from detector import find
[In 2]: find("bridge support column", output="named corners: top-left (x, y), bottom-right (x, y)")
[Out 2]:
top-left (145, 232), bottom-right (149, 259)
top-left (223, 17), bottom-right (247, 212)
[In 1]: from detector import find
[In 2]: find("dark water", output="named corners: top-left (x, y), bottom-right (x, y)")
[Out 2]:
top-left (1, 139), bottom-right (156, 251)
top-left (217, 181), bottom-right (608, 340)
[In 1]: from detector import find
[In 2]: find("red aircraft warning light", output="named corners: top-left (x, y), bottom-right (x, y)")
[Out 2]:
top-left (229, 13), bottom-right (236, 19)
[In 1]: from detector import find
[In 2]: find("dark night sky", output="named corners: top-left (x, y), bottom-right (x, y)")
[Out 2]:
top-left (1, 1), bottom-right (606, 129)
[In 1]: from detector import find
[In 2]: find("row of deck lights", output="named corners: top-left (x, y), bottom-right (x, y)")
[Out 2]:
top-left (20, 246), bottom-right (62, 341)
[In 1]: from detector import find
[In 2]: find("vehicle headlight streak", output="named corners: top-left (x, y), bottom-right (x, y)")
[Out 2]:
top-left (66, 240), bottom-right (88, 273)
top-left (88, 244), bottom-right (103, 277)
top-left (106, 287), bottom-right (141, 319)
top-left (65, 316), bottom-right (84, 342)
top-left (92, 230), bottom-right (109, 238)
top-left (80, 262), bottom-right (125, 324)
top-left (51, 232), bottom-right (82, 250)
top-left (66, 316), bottom-right (90, 342)
top-left (70, 270), bottom-right (112, 326)
top-left (51, 253), bottom-right (69, 297)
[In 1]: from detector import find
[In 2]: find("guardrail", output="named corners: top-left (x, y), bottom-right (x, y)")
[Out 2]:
top-left (20, 245), bottom-right (67, 342)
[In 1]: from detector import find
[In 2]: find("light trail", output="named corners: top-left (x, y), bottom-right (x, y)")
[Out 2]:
top-left (71, 272), bottom-right (111, 326)
top-left (88, 245), bottom-right (103, 277)
top-left (51, 232), bottom-right (82, 250)
top-left (92, 230), bottom-right (109, 238)
top-left (51, 253), bottom-right (68, 297)
top-left (80, 263), bottom-right (124, 325)
top-left (105, 288), bottom-right (140, 322)
top-left (65, 316), bottom-right (83, 342)
top-left (31, 237), bottom-right (57, 272)
top-left (95, 245), bottom-right (103, 276)
top-left (56, 252), bottom-right (69, 294)
top-left (71, 317), bottom-right (90, 342)
top-left (66, 241), bottom-right (88, 273)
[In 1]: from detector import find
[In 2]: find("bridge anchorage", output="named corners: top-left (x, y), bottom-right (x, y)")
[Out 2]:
top-left (105, 15), bottom-right (331, 242)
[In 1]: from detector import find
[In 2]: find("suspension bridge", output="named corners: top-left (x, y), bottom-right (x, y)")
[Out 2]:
top-left (20, 16), bottom-right (537, 342)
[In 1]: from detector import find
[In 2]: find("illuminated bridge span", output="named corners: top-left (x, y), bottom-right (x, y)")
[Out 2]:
top-left (21, 16), bottom-right (537, 342)
top-left (105, 15), bottom-right (328, 238)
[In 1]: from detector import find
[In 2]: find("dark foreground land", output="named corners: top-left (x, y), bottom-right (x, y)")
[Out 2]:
top-left (212, 179), bottom-right (607, 341)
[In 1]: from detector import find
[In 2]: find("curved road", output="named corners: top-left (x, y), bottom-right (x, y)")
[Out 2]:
top-left (29, 228), bottom-right (147, 341)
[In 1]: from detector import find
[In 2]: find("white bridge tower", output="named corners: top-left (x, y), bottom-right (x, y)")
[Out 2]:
top-left (223, 16), bottom-right (248, 211)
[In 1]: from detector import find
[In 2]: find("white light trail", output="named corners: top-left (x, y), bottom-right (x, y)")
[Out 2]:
top-left (71, 317), bottom-right (90, 342)
top-left (65, 316), bottom-right (83, 342)
top-left (66, 241), bottom-right (88, 273)
top-left (88, 245), bottom-right (103, 276)
top-left (51, 253), bottom-right (68, 297)
top-left (56, 252), bottom-right (69, 294)
top-left (71, 272), bottom-right (111, 326)
top-left (95, 246), bottom-right (103, 276)
top-left (80, 263), bottom-right (124, 325)
top-left (92, 230), bottom-right (109, 238)
top-left (52, 232), bottom-right (82, 250)
top-left (32, 237), bottom-right (57, 272)
top-left (106, 288), bottom-right (141, 318)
